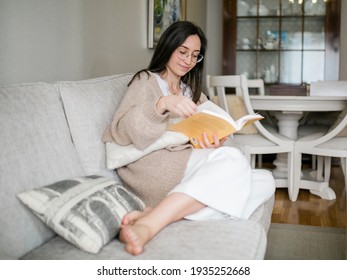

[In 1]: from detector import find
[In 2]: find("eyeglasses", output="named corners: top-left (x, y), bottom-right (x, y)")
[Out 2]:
top-left (176, 48), bottom-right (204, 63)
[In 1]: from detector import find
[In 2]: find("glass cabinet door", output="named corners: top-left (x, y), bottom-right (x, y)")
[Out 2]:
top-left (280, 16), bottom-right (303, 84)
top-left (223, 0), bottom-right (340, 93)
top-left (236, 17), bottom-right (258, 78)
top-left (302, 14), bottom-right (326, 83)
top-left (258, 17), bottom-right (280, 83)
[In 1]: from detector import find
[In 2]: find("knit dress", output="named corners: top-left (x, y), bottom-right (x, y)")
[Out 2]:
top-left (102, 71), bottom-right (275, 220)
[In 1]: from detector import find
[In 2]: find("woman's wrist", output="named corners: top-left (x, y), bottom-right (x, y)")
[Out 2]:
top-left (156, 96), bottom-right (168, 115)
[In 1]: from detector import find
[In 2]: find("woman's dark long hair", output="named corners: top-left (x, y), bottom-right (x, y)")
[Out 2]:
top-left (128, 21), bottom-right (207, 103)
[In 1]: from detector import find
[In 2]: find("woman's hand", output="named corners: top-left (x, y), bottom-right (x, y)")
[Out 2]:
top-left (156, 96), bottom-right (197, 118)
top-left (198, 133), bottom-right (228, 149)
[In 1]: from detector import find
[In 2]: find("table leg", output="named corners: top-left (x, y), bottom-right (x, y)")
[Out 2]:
top-left (271, 112), bottom-right (302, 182)
top-left (273, 111), bottom-right (303, 139)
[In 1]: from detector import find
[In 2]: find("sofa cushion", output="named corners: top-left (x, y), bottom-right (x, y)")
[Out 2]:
top-left (248, 192), bottom-right (274, 233)
top-left (59, 74), bottom-right (133, 180)
top-left (22, 219), bottom-right (267, 259)
top-left (0, 83), bottom-right (84, 259)
top-left (17, 176), bottom-right (145, 254)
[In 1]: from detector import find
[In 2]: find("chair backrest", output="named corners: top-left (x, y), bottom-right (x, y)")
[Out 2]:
top-left (247, 79), bottom-right (265, 95)
top-left (310, 80), bottom-right (347, 97)
top-left (206, 75), bottom-right (265, 98)
top-left (206, 74), bottom-right (293, 145)
top-left (206, 75), bottom-right (245, 113)
top-left (239, 75), bottom-right (288, 143)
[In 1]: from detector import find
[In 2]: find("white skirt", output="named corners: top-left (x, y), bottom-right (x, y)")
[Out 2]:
top-left (169, 146), bottom-right (275, 220)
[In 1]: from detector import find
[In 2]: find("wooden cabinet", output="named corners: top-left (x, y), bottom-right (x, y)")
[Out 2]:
top-left (223, 0), bottom-right (340, 93)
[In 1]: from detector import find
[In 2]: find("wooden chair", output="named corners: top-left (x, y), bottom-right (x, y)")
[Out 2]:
top-left (292, 106), bottom-right (347, 201)
top-left (297, 80), bottom-right (347, 184)
top-left (206, 74), bottom-right (295, 200)
top-left (247, 79), bottom-right (265, 95)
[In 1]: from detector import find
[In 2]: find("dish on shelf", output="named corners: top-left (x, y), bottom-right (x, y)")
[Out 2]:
top-left (263, 45), bottom-right (276, 50)
top-left (237, 0), bottom-right (249, 16)
top-left (281, 0), bottom-right (301, 16)
top-left (249, 2), bottom-right (269, 16)
top-left (304, 1), bottom-right (325, 15)
top-left (263, 40), bottom-right (279, 50)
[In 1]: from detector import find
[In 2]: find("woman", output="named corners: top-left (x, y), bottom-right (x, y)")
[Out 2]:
top-left (102, 21), bottom-right (274, 255)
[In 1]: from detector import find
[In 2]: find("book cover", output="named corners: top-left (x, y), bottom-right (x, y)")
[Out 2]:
top-left (168, 101), bottom-right (264, 148)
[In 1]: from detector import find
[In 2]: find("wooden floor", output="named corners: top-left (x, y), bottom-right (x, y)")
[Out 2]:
top-left (270, 164), bottom-right (346, 228)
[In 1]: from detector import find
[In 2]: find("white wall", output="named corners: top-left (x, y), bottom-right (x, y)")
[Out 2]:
top-left (0, 0), bottom-right (345, 85)
top-left (0, 0), bottom-right (152, 84)
top-left (206, 0), bottom-right (223, 76)
top-left (0, 0), bottom-right (210, 85)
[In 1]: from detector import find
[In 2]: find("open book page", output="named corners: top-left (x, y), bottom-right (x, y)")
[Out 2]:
top-left (233, 113), bottom-right (264, 130)
top-left (168, 100), bottom-right (264, 148)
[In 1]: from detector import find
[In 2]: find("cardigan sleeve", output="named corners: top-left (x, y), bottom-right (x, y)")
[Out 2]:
top-left (103, 73), bottom-right (171, 150)
top-left (102, 73), bottom-right (209, 150)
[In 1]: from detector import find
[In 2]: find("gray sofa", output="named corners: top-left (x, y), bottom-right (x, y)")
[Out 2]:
top-left (0, 74), bottom-right (274, 260)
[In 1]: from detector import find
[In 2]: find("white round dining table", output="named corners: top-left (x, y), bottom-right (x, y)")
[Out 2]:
top-left (250, 95), bottom-right (347, 139)
top-left (249, 95), bottom-right (347, 200)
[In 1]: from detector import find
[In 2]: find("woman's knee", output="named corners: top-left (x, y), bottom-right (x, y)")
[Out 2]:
top-left (221, 146), bottom-right (248, 161)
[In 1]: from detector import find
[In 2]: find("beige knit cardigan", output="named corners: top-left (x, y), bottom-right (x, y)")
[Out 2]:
top-left (102, 72), bottom-right (208, 207)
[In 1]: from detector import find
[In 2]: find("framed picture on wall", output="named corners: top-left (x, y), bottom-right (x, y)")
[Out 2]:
top-left (148, 0), bottom-right (186, 48)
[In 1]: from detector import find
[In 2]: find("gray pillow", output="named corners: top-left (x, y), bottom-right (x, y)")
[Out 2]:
top-left (17, 176), bottom-right (145, 254)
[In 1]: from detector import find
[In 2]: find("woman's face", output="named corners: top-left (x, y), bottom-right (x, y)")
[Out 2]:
top-left (166, 34), bottom-right (201, 78)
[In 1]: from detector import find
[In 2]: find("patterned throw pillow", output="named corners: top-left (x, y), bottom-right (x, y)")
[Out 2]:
top-left (17, 176), bottom-right (145, 254)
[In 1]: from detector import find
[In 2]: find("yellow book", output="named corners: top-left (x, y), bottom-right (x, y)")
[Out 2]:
top-left (169, 100), bottom-right (264, 148)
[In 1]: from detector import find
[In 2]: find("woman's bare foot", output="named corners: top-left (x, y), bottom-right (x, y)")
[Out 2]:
top-left (121, 207), bottom-right (152, 228)
top-left (119, 223), bottom-right (152, 255)
top-left (119, 193), bottom-right (205, 255)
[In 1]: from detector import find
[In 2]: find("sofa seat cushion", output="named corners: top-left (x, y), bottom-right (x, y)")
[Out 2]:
top-left (17, 176), bottom-right (145, 254)
top-left (248, 194), bottom-right (274, 233)
top-left (0, 82), bottom-right (84, 260)
top-left (22, 219), bottom-right (267, 260)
